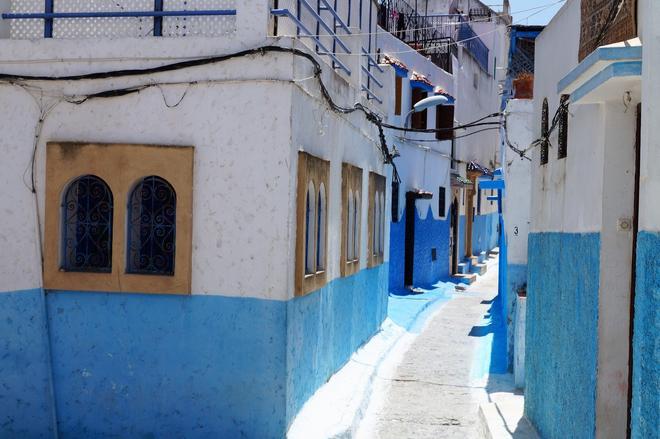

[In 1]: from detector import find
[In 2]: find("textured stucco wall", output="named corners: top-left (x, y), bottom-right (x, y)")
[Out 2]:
top-left (472, 212), bottom-right (499, 255)
top-left (525, 232), bottom-right (599, 439)
top-left (0, 289), bottom-right (55, 438)
top-left (286, 264), bottom-right (389, 424)
top-left (388, 204), bottom-right (452, 291)
top-left (631, 231), bottom-right (660, 439)
top-left (413, 205), bottom-right (451, 287)
top-left (0, 37), bottom-right (390, 437)
top-left (0, 288), bottom-right (288, 438)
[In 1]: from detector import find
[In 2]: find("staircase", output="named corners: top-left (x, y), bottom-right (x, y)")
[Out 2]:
top-left (451, 249), bottom-right (498, 285)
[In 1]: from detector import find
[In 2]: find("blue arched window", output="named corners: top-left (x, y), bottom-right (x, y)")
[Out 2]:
top-left (61, 175), bottom-right (113, 272)
top-left (127, 176), bottom-right (176, 276)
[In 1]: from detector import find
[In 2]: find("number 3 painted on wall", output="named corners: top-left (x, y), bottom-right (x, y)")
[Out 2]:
top-left (514, 226), bottom-right (519, 236)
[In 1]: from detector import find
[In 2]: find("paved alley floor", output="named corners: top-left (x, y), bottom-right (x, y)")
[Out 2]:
top-left (357, 257), bottom-right (503, 439)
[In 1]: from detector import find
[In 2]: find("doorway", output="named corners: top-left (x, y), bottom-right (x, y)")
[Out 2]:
top-left (450, 196), bottom-right (459, 274)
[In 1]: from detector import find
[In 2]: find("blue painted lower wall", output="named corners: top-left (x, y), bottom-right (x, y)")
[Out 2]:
top-left (413, 206), bottom-right (450, 287)
top-left (472, 212), bottom-right (499, 255)
top-left (631, 231), bottom-right (660, 439)
top-left (48, 291), bottom-right (288, 438)
top-left (457, 213), bottom-right (499, 260)
top-left (0, 265), bottom-right (389, 438)
top-left (0, 289), bottom-right (55, 438)
top-left (286, 264), bottom-right (388, 421)
top-left (388, 206), bottom-right (451, 290)
top-left (525, 232), bottom-right (599, 439)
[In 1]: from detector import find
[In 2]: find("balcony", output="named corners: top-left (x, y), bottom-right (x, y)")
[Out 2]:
top-left (378, 0), bottom-right (458, 73)
top-left (2, 0), bottom-right (237, 39)
top-left (457, 18), bottom-right (489, 73)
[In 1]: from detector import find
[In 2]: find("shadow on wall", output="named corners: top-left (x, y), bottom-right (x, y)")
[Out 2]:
top-left (469, 293), bottom-right (508, 376)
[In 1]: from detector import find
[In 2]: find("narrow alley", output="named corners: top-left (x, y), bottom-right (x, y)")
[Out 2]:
top-left (357, 256), bottom-right (534, 438)
top-left (1, 1), bottom-right (658, 438)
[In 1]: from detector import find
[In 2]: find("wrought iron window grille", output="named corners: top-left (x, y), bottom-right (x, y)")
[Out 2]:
top-left (61, 175), bottom-right (113, 273)
top-left (127, 176), bottom-right (176, 276)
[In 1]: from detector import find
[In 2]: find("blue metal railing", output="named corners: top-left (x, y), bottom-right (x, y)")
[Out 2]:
top-left (272, 0), bottom-right (354, 76)
top-left (2, 1), bottom-right (236, 38)
top-left (457, 20), bottom-right (489, 73)
top-left (361, 47), bottom-right (383, 103)
top-left (271, 8), bottom-right (351, 76)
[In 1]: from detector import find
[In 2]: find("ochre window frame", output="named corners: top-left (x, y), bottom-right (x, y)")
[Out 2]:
top-left (295, 151), bottom-right (329, 296)
top-left (368, 172), bottom-right (386, 268)
top-left (43, 142), bottom-right (194, 295)
top-left (341, 163), bottom-right (363, 277)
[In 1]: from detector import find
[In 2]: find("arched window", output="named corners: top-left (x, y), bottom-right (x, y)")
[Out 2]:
top-left (127, 176), bottom-right (176, 276)
top-left (353, 191), bottom-right (360, 261)
top-left (61, 175), bottom-right (113, 272)
top-left (347, 190), bottom-right (355, 261)
top-left (304, 181), bottom-right (316, 275)
top-left (316, 183), bottom-right (326, 271)
top-left (373, 193), bottom-right (380, 255)
top-left (379, 192), bottom-right (386, 254)
top-left (541, 98), bottom-right (549, 165)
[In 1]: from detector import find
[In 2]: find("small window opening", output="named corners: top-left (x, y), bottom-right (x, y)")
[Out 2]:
top-left (558, 94), bottom-right (569, 159)
top-left (395, 76), bottom-right (403, 116)
top-left (305, 182), bottom-right (316, 274)
top-left (541, 97), bottom-right (549, 165)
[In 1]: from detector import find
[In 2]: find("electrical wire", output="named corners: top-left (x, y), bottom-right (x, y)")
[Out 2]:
top-left (593, 0), bottom-right (626, 49)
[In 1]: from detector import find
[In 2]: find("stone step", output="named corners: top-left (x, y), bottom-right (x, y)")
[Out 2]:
top-left (478, 251), bottom-right (487, 264)
top-left (457, 262), bottom-right (470, 274)
top-left (451, 273), bottom-right (477, 285)
top-left (469, 256), bottom-right (480, 266)
top-left (489, 247), bottom-right (500, 256)
top-left (471, 263), bottom-right (487, 275)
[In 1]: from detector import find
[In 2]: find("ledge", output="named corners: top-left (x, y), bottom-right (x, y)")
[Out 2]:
top-left (557, 39), bottom-right (641, 104)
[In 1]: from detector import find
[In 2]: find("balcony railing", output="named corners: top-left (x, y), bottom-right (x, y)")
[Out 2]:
top-left (3, 0), bottom-right (237, 39)
top-left (457, 18), bottom-right (489, 73)
top-left (377, 0), bottom-right (458, 73)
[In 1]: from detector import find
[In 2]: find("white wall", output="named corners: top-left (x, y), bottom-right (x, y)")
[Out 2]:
top-left (0, 33), bottom-right (388, 302)
top-left (503, 99), bottom-right (533, 265)
top-left (639, 0), bottom-right (660, 232)
top-left (378, 31), bottom-right (455, 220)
top-left (531, 0), bottom-right (605, 234)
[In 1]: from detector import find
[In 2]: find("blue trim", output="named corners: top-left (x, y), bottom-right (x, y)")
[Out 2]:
top-left (271, 8), bottom-right (352, 76)
top-left (44, 0), bottom-right (53, 38)
top-left (153, 0), bottom-right (163, 37)
top-left (479, 179), bottom-right (505, 190)
top-left (557, 45), bottom-right (642, 94)
top-left (2, 10), bottom-right (237, 19)
top-left (410, 80), bottom-right (434, 93)
top-left (318, 0), bottom-right (350, 34)
top-left (361, 66), bottom-right (383, 88)
top-left (393, 65), bottom-right (408, 78)
top-left (570, 61), bottom-right (642, 103)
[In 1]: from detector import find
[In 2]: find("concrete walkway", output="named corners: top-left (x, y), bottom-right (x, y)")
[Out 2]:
top-left (357, 257), bottom-right (516, 439)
